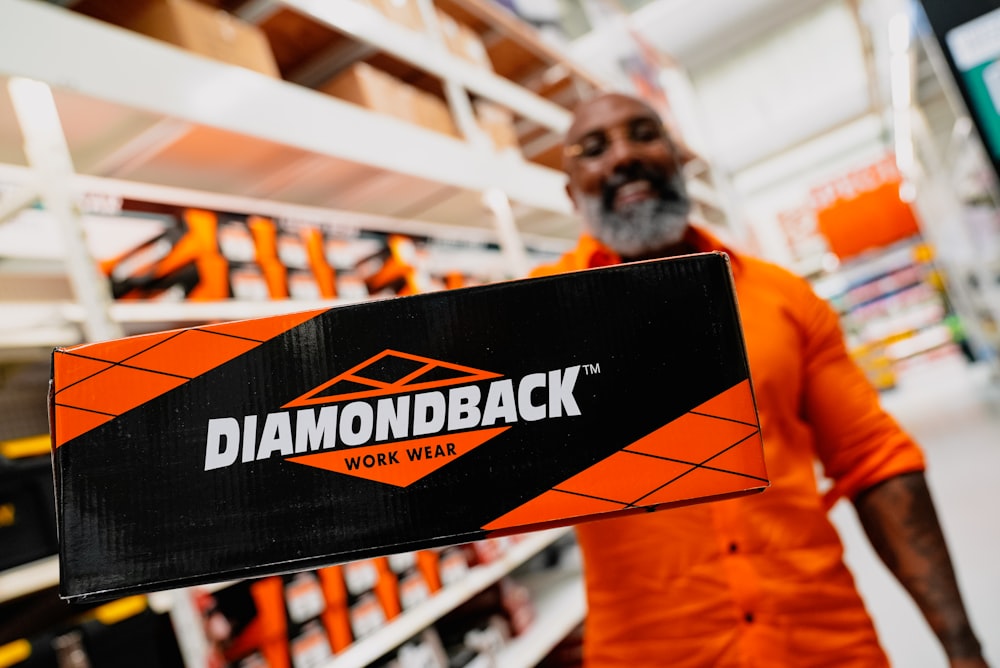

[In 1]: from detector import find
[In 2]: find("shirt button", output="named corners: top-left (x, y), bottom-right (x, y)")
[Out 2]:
top-left (744, 612), bottom-right (754, 623)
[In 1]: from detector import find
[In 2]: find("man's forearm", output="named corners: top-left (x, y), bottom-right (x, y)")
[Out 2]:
top-left (853, 471), bottom-right (984, 662)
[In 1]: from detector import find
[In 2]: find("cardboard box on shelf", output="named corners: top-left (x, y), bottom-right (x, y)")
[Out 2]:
top-left (50, 253), bottom-right (768, 602)
top-left (474, 100), bottom-right (520, 153)
top-left (411, 89), bottom-right (460, 138)
top-left (320, 63), bottom-right (458, 138)
top-left (435, 9), bottom-right (493, 70)
top-left (319, 62), bottom-right (414, 126)
top-left (369, 0), bottom-right (427, 33)
top-left (74, 0), bottom-right (280, 78)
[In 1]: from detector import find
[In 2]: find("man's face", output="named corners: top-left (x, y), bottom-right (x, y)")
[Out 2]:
top-left (563, 95), bottom-right (691, 258)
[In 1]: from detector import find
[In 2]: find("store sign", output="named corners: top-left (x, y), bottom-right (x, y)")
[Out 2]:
top-left (810, 155), bottom-right (920, 260)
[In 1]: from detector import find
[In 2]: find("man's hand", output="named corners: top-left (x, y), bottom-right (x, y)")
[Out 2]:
top-left (853, 471), bottom-right (988, 666)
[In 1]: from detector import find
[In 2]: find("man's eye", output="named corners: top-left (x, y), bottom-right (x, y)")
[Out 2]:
top-left (630, 119), bottom-right (661, 142)
top-left (578, 135), bottom-right (607, 157)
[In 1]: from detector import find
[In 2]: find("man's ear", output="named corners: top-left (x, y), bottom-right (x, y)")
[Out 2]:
top-left (565, 182), bottom-right (578, 211)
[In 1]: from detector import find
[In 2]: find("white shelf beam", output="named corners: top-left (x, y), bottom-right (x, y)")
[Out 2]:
top-left (0, 163), bottom-right (572, 250)
top-left (0, 556), bottom-right (59, 604)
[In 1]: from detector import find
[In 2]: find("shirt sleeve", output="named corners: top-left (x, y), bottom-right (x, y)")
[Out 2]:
top-left (793, 276), bottom-right (926, 508)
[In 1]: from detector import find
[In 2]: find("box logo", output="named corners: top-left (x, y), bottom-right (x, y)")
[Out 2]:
top-left (204, 350), bottom-right (583, 486)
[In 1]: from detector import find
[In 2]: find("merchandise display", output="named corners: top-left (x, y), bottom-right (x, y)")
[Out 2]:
top-left (13, 0), bottom-right (996, 665)
top-left (0, 0), bottom-right (617, 661)
top-left (812, 237), bottom-right (962, 389)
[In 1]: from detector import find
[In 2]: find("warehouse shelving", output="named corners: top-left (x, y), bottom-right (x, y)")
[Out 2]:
top-left (0, 0), bottom-right (582, 359)
top-left (0, 3), bottom-right (603, 666)
top-left (0, 0), bottom-right (732, 354)
top-left (0, 2), bottom-right (740, 665)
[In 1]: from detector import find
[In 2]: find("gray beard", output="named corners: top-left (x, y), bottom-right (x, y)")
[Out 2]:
top-left (574, 187), bottom-right (692, 259)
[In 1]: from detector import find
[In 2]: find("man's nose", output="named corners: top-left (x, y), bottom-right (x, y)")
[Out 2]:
top-left (604, 134), bottom-right (641, 172)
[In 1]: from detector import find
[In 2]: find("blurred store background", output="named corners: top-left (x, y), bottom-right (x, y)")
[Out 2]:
top-left (1, 0), bottom-right (999, 666)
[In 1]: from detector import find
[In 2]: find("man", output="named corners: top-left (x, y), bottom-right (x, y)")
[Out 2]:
top-left (530, 92), bottom-right (988, 667)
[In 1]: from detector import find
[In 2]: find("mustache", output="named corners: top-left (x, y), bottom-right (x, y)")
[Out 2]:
top-left (601, 163), bottom-right (685, 211)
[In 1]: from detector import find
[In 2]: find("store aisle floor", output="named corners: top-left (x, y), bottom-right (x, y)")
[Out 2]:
top-left (829, 355), bottom-right (1000, 666)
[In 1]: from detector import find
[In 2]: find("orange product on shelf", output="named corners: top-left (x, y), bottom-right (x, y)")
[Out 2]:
top-left (247, 216), bottom-right (290, 300)
top-left (360, 234), bottom-right (423, 295)
top-left (317, 566), bottom-right (353, 653)
top-left (373, 557), bottom-right (402, 620)
top-left (221, 577), bottom-right (290, 668)
top-left (101, 208), bottom-right (231, 301)
top-left (416, 550), bottom-right (443, 592)
top-left (302, 226), bottom-right (338, 299)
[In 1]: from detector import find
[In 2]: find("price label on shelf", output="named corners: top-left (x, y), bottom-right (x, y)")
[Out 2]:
top-left (388, 551), bottom-right (417, 574)
top-left (398, 571), bottom-right (431, 611)
top-left (290, 621), bottom-right (333, 668)
top-left (284, 572), bottom-right (326, 624)
top-left (343, 560), bottom-right (379, 595)
top-left (438, 548), bottom-right (470, 587)
top-left (349, 592), bottom-right (386, 639)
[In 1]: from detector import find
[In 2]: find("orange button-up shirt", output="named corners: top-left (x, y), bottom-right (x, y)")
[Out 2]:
top-left (530, 228), bottom-right (926, 667)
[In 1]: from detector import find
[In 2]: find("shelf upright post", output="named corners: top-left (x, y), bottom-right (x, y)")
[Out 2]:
top-left (483, 188), bottom-right (529, 278)
top-left (8, 77), bottom-right (123, 343)
top-left (414, 0), bottom-right (491, 152)
top-left (413, 0), bottom-right (530, 277)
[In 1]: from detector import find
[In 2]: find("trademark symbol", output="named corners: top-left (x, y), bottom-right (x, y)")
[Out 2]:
top-left (584, 363), bottom-right (601, 375)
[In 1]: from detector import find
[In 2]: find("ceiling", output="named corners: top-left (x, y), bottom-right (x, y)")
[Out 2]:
top-left (571, 0), bottom-right (889, 173)
top-left (567, 0), bottom-right (954, 193)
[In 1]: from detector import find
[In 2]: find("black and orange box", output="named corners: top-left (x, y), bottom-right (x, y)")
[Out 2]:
top-left (49, 253), bottom-right (769, 601)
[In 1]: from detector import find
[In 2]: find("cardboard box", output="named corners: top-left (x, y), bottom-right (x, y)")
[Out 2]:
top-left (319, 62), bottom-right (413, 126)
top-left (76, 0), bottom-right (280, 78)
top-left (411, 90), bottom-right (459, 138)
top-left (369, 0), bottom-right (426, 33)
top-left (320, 64), bottom-right (458, 137)
top-left (50, 253), bottom-right (768, 601)
top-left (434, 9), bottom-right (492, 70)
top-left (475, 100), bottom-right (519, 153)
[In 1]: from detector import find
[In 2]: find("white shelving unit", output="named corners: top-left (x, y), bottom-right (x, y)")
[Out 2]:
top-left (0, 4), bottom-right (593, 666)
top-left (0, 3), bottom-right (727, 664)
top-left (0, 0), bottom-right (587, 357)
